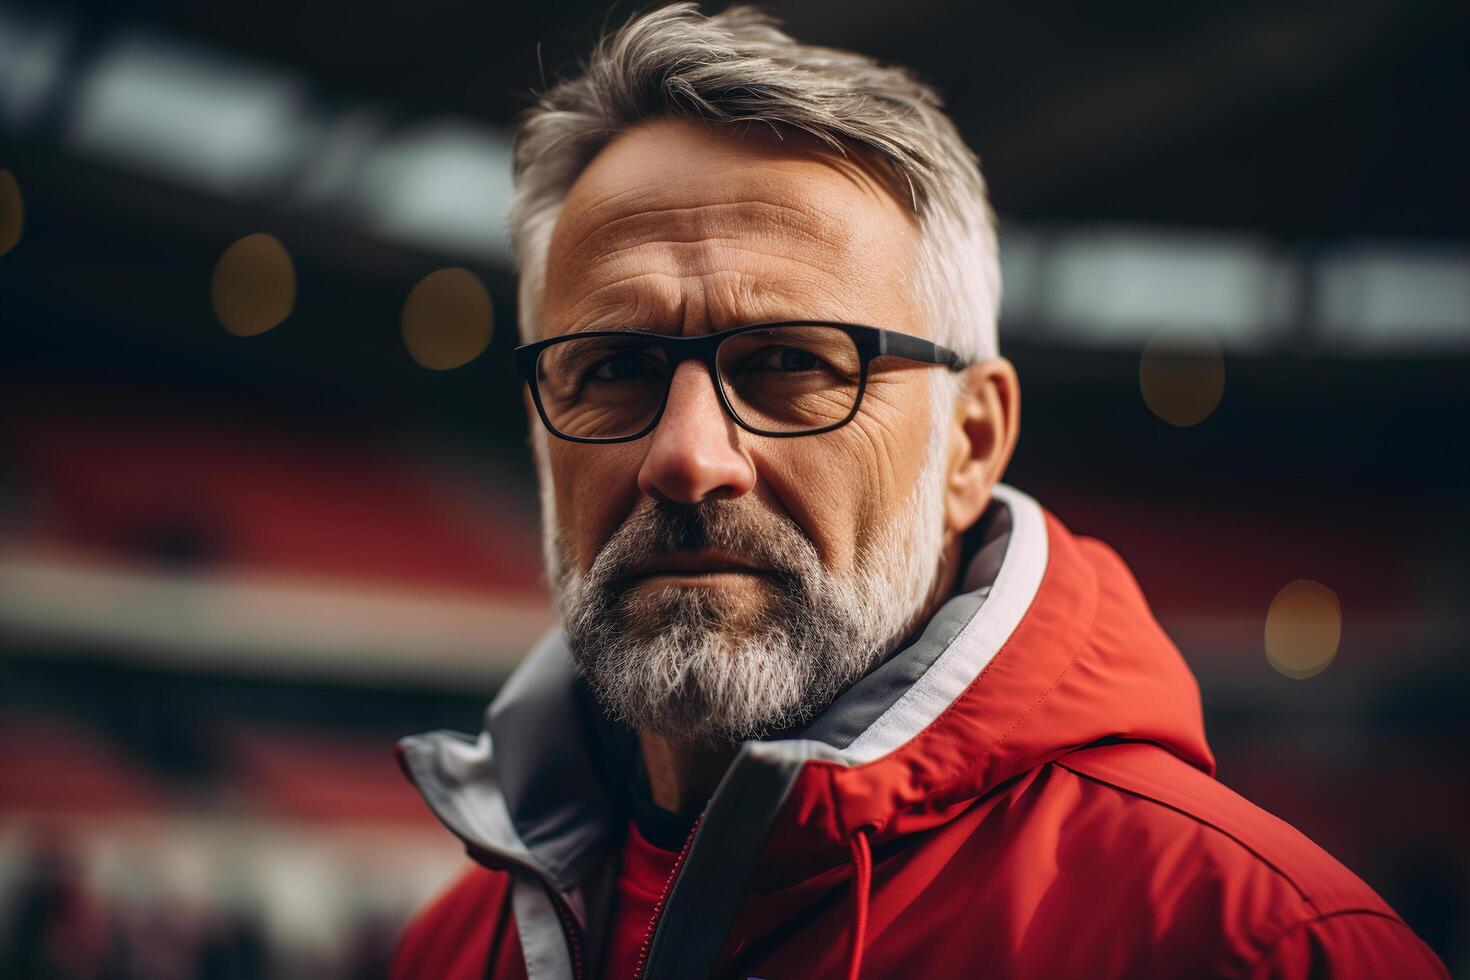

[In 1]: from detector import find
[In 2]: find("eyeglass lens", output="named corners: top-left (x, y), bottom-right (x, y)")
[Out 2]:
top-left (534, 325), bottom-right (863, 440)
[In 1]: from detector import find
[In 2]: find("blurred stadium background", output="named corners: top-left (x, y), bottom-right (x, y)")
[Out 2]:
top-left (1, 0), bottom-right (1467, 976)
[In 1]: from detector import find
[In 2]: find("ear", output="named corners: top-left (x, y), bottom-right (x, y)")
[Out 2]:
top-left (944, 357), bottom-right (1021, 536)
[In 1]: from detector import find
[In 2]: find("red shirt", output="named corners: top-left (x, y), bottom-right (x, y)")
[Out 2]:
top-left (599, 819), bottom-right (681, 980)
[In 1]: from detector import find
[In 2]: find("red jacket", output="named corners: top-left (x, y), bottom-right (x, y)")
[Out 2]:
top-left (392, 486), bottom-right (1447, 979)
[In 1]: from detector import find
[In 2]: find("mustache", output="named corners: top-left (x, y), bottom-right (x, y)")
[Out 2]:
top-left (587, 498), bottom-right (816, 593)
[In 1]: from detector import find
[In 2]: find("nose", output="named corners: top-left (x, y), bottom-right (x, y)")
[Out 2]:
top-left (637, 359), bottom-right (756, 504)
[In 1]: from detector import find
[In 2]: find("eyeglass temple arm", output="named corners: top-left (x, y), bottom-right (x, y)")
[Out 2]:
top-left (878, 330), bottom-right (968, 370)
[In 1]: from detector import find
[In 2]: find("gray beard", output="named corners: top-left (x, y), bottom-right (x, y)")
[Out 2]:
top-left (542, 389), bottom-right (950, 745)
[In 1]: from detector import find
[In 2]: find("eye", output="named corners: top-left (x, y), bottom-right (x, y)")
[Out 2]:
top-left (750, 346), bottom-right (822, 372)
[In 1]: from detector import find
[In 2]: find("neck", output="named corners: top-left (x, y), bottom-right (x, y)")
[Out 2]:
top-left (638, 731), bottom-right (737, 815)
top-left (921, 534), bottom-right (964, 631)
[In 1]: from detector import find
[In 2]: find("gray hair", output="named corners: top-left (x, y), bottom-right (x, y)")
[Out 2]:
top-left (509, 2), bottom-right (1002, 362)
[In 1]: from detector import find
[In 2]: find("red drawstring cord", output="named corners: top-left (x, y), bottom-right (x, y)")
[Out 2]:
top-left (846, 830), bottom-right (872, 980)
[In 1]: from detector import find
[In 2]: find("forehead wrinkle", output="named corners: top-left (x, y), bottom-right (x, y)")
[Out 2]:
top-left (560, 196), bottom-right (848, 271)
top-left (584, 238), bottom-right (856, 287)
top-left (560, 265), bottom-right (859, 334)
top-left (567, 232), bottom-right (844, 281)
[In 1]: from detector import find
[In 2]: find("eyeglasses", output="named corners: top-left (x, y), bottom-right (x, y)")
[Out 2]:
top-left (514, 321), bottom-right (967, 444)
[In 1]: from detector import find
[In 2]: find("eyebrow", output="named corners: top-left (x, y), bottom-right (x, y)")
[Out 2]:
top-left (556, 321), bottom-right (679, 337)
top-left (556, 316), bottom-right (827, 339)
top-left (556, 293), bottom-right (824, 337)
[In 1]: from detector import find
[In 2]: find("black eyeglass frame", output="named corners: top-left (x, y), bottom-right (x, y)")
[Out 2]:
top-left (513, 320), bottom-right (968, 444)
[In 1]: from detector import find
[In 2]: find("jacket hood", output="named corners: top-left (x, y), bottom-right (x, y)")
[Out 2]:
top-left (398, 484), bottom-right (1214, 978)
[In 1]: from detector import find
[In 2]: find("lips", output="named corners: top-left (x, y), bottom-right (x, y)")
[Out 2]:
top-left (622, 548), bottom-right (773, 584)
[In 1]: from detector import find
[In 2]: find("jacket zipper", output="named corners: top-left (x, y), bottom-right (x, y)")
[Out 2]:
top-left (548, 885), bottom-right (587, 980)
top-left (633, 816), bottom-right (702, 980)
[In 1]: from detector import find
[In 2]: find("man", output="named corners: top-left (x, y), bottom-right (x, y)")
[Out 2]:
top-left (392, 5), bottom-right (1447, 978)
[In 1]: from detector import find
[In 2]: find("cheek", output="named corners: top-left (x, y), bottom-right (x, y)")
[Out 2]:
top-left (548, 443), bottom-right (644, 571)
top-left (758, 376), bottom-right (933, 572)
top-left (836, 376), bottom-right (936, 545)
top-left (756, 441), bottom-right (862, 572)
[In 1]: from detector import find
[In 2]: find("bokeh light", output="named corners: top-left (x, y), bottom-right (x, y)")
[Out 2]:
top-left (1138, 326), bottom-right (1225, 427)
top-left (211, 233), bottom-right (296, 336)
top-left (401, 267), bottom-right (493, 370)
top-left (0, 169), bottom-right (23, 257)
top-left (1265, 579), bottom-right (1342, 679)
